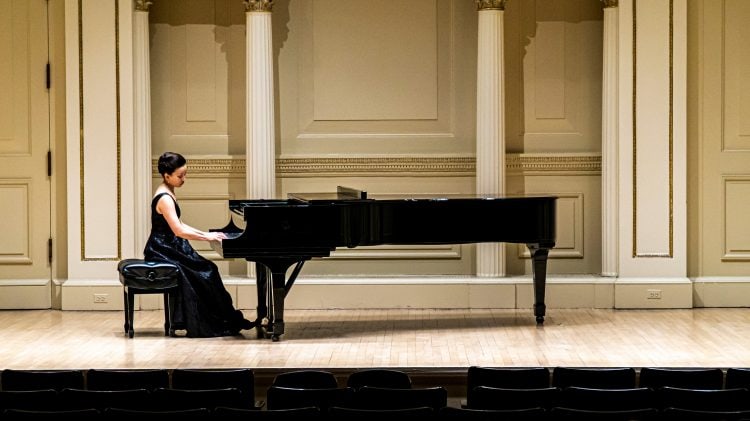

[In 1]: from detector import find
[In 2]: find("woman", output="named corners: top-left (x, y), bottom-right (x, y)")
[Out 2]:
top-left (144, 152), bottom-right (253, 337)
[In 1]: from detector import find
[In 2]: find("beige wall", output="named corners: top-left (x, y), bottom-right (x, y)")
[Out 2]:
top-left (6, 0), bottom-right (750, 311)
top-left (147, 0), bottom-right (603, 279)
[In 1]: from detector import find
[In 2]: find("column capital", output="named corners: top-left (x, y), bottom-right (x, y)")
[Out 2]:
top-left (601, 0), bottom-right (618, 8)
top-left (476, 0), bottom-right (506, 11)
top-left (245, 0), bottom-right (274, 13)
top-left (134, 0), bottom-right (152, 12)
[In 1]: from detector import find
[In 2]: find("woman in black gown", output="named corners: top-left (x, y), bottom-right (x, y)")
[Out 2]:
top-left (144, 152), bottom-right (253, 337)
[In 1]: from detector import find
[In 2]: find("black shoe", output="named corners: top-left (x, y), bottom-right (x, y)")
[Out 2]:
top-left (240, 318), bottom-right (257, 330)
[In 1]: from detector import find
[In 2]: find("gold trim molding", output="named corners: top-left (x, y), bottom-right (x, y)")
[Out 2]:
top-left (601, 0), bottom-right (618, 8)
top-left (154, 154), bottom-right (601, 178)
top-left (244, 0), bottom-right (273, 12)
top-left (476, 0), bottom-right (506, 11)
top-left (78, 0), bottom-right (122, 262)
top-left (631, 0), bottom-right (674, 258)
top-left (134, 0), bottom-right (152, 12)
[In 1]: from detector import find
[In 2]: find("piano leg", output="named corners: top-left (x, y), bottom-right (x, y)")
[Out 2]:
top-left (255, 263), bottom-right (269, 339)
top-left (253, 259), bottom-right (305, 341)
top-left (527, 244), bottom-right (550, 325)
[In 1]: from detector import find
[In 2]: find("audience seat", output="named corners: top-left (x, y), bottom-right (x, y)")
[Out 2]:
top-left (438, 406), bottom-right (546, 419)
top-left (348, 385), bottom-right (448, 410)
top-left (151, 387), bottom-right (245, 411)
top-left (0, 390), bottom-right (59, 412)
top-left (466, 366), bottom-right (551, 390)
top-left (171, 368), bottom-right (259, 408)
top-left (557, 386), bottom-right (656, 411)
top-left (271, 369), bottom-right (339, 389)
top-left (549, 407), bottom-right (658, 420)
top-left (656, 386), bottom-right (750, 412)
top-left (57, 388), bottom-right (152, 411)
top-left (1, 369), bottom-right (84, 392)
top-left (266, 385), bottom-right (355, 412)
top-left (464, 366), bottom-right (551, 408)
top-left (638, 367), bottom-right (724, 390)
top-left (329, 406), bottom-right (434, 419)
top-left (466, 385), bottom-right (560, 411)
top-left (214, 405), bottom-right (321, 419)
top-left (2, 408), bottom-right (101, 419)
top-left (552, 366), bottom-right (637, 389)
top-left (103, 407), bottom-right (211, 417)
top-left (346, 368), bottom-right (412, 390)
top-left (86, 368), bottom-right (169, 391)
top-left (661, 407), bottom-right (750, 420)
top-left (726, 368), bottom-right (750, 389)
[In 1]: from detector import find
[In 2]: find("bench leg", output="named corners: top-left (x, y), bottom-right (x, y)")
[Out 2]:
top-left (122, 289), bottom-right (129, 334)
top-left (127, 290), bottom-right (135, 338)
top-left (163, 292), bottom-right (173, 336)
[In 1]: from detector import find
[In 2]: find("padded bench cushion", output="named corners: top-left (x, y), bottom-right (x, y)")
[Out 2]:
top-left (117, 259), bottom-right (180, 290)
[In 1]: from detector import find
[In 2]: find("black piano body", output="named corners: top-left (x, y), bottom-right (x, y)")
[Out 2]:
top-left (212, 188), bottom-right (556, 341)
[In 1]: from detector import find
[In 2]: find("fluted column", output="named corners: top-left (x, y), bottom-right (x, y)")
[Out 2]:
top-left (245, 0), bottom-right (276, 200)
top-left (475, 0), bottom-right (506, 277)
top-left (601, 0), bottom-right (619, 277)
top-left (133, 0), bottom-right (153, 256)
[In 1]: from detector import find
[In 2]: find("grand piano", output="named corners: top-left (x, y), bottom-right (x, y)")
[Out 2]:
top-left (212, 187), bottom-right (556, 341)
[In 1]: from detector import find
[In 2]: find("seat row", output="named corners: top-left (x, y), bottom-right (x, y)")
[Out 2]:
top-left (4, 367), bottom-right (750, 419)
top-left (5, 366), bottom-right (750, 392)
top-left (468, 366), bottom-right (750, 390)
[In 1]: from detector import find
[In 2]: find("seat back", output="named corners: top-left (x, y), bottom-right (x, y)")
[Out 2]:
top-left (467, 386), bottom-right (560, 410)
top-left (657, 386), bottom-right (750, 411)
top-left (350, 385), bottom-right (448, 410)
top-left (346, 369), bottom-right (412, 390)
top-left (57, 388), bottom-right (152, 411)
top-left (86, 369), bottom-right (170, 391)
top-left (638, 367), bottom-right (724, 390)
top-left (466, 366), bottom-right (550, 402)
top-left (549, 407), bottom-right (658, 420)
top-left (438, 406), bottom-right (546, 420)
top-left (2, 408), bottom-right (101, 419)
top-left (103, 407), bottom-right (211, 417)
top-left (726, 368), bottom-right (750, 389)
top-left (552, 367), bottom-right (637, 389)
top-left (329, 406), bottom-right (434, 419)
top-left (272, 370), bottom-right (338, 389)
top-left (214, 405), bottom-right (321, 419)
top-left (0, 390), bottom-right (59, 412)
top-left (266, 386), bottom-right (354, 412)
top-left (171, 368), bottom-right (257, 409)
top-left (1, 369), bottom-right (85, 392)
top-left (151, 387), bottom-right (245, 411)
top-left (557, 386), bottom-right (656, 411)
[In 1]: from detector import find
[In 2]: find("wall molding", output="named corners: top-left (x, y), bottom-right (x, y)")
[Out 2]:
top-left (154, 153), bottom-right (602, 178)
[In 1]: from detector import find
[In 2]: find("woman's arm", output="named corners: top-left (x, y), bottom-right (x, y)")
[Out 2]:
top-left (156, 195), bottom-right (226, 242)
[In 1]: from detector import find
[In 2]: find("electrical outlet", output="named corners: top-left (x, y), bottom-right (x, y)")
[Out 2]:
top-left (93, 293), bottom-right (109, 303)
top-left (647, 289), bottom-right (662, 299)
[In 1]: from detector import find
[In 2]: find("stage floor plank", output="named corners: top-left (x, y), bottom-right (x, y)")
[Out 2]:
top-left (1, 308), bottom-right (750, 370)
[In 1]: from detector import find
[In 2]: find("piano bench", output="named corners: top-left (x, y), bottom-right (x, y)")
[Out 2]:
top-left (117, 259), bottom-right (180, 338)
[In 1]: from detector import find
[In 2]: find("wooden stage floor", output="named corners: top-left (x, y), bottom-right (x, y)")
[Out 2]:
top-left (2, 307), bottom-right (749, 371)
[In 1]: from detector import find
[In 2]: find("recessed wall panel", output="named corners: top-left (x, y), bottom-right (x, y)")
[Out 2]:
top-left (312, 0), bottom-right (437, 121)
top-left (0, 182), bottom-right (29, 263)
top-left (512, 0), bottom-right (603, 153)
top-left (633, 0), bottom-right (672, 257)
top-left (724, 0), bottom-right (750, 150)
top-left (723, 177), bottom-right (750, 260)
top-left (80, 0), bottom-right (120, 259)
top-left (0, 0), bottom-right (30, 154)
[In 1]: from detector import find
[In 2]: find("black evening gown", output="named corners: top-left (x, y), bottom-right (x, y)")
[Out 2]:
top-left (143, 192), bottom-right (247, 337)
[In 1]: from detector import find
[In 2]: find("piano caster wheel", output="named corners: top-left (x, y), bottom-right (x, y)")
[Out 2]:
top-left (271, 334), bottom-right (280, 342)
top-left (128, 329), bottom-right (134, 338)
top-left (536, 316), bottom-right (545, 325)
